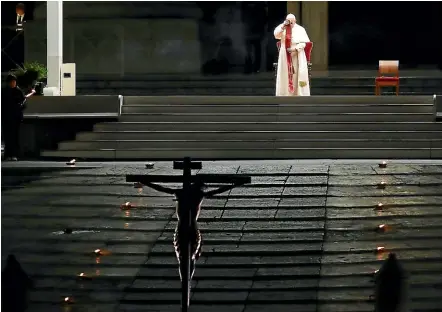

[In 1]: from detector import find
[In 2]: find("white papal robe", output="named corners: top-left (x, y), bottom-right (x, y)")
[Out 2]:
top-left (274, 23), bottom-right (311, 96)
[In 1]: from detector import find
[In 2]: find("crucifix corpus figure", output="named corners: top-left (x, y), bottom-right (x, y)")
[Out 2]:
top-left (274, 14), bottom-right (311, 96)
top-left (143, 180), bottom-right (241, 280)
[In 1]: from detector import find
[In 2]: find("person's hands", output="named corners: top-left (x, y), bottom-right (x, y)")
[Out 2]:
top-left (295, 43), bottom-right (305, 51)
top-left (25, 89), bottom-right (36, 98)
top-left (283, 19), bottom-right (290, 26)
top-left (287, 47), bottom-right (297, 54)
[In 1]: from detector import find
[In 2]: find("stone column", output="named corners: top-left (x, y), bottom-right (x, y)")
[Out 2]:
top-left (47, 0), bottom-right (63, 93)
top-left (301, 1), bottom-right (328, 71)
top-left (287, 1), bottom-right (301, 22)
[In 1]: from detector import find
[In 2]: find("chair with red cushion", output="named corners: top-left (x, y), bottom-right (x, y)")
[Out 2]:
top-left (274, 42), bottom-right (313, 79)
top-left (375, 60), bottom-right (400, 95)
top-left (304, 42), bottom-right (313, 79)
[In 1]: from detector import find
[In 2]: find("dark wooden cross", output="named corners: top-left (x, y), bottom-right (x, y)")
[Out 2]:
top-left (126, 157), bottom-right (251, 312)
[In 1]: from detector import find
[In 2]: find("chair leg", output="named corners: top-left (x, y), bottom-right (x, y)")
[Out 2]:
top-left (375, 85), bottom-right (379, 96)
top-left (396, 85), bottom-right (399, 96)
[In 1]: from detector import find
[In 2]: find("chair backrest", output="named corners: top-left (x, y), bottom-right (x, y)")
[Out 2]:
top-left (304, 42), bottom-right (313, 63)
top-left (276, 41), bottom-right (313, 62)
top-left (379, 60), bottom-right (399, 77)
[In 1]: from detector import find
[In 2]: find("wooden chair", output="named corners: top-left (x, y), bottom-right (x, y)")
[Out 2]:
top-left (274, 42), bottom-right (313, 80)
top-left (375, 60), bottom-right (400, 96)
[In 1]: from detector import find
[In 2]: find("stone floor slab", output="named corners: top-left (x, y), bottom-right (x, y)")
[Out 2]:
top-left (3, 160), bottom-right (442, 312)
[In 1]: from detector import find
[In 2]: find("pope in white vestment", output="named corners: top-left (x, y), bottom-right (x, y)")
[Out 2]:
top-left (274, 14), bottom-right (311, 96)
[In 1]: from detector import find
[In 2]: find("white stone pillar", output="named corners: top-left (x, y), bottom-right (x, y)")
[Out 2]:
top-left (301, 1), bottom-right (328, 71)
top-left (47, 0), bottom-right (63, 94)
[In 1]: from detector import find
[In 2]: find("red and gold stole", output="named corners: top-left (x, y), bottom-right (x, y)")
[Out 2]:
top-left (284, 24), bottom-right (295, 94)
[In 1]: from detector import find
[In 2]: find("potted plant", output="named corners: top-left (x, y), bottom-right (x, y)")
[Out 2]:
top-left (10, 61), bottom-right (47, 95)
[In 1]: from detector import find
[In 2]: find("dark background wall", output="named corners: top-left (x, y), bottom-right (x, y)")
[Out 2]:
top-left (329, 1), bottom-right (442, 68)
top-left (2, 1), bottom-right (441, 73)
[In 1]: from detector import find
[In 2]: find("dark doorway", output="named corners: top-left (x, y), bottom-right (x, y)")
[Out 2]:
top-left (328, 1), bottom-right (442, 69)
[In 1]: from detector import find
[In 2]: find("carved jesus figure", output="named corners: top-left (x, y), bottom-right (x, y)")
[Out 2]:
top-left (143, 180), bottom-right (239, 280)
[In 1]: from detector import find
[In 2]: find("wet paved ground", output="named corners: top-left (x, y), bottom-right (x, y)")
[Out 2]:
top-left (2, 160), bottom-right (442, 312)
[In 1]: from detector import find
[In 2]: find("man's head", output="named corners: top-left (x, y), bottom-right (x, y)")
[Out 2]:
top-left (6, 74), bottom-right (17, 88)
top-left (16, 3), bottom-right (25, 16)
top-left (286, 14), bottom-right (296, 25)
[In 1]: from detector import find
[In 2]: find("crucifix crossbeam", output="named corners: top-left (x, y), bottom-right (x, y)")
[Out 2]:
top-left (126, 157), bottom-right (251, 312)
top-left (126, 174), bottom-right (251, 185)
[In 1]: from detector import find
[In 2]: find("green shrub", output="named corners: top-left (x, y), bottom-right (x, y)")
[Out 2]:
top-left (10, 62), bottom-right (48, 93)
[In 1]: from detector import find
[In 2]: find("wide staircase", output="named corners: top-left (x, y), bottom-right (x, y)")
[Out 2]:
top-left (76, 73), bottom-right (442, 96)
top-left (41, 95), bottom-right (442, 160)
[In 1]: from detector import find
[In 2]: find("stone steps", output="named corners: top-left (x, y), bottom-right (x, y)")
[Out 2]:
top-left (41, 148), bottom-right (442, 160)
top-left (122, 95), bottom-right (433, 105)
top-left (93, 122), bottom-right (441, 132)
top-left (119, 113), bottom-right (433, 122)
top-left (58, 140), bottom-right (442, 150)
top-left (2, 162), bottom-right (442, 312)
top-left (77, 88), bottom-right (439, 96)
top-left (40, 95), bottom-right (442, 160)
top-left (75, 131), bottom-right (442, 141)
top-left (75, 75), bottom-right (442, 96)
top-left (121, 104), bottom-right (432, 114)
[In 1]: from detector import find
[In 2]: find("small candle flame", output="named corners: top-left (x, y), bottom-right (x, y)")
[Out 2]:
top-left (377, 224), bottom-right (391, 233)
top-left (66, 159), bottom-right (76, 165)
top-left (376, 246), bottom-right (385, 252)
top-left (376, 224), bottom-right (387, 232)
top-left (377, 181), bottom-right (387, 189)
top-left (77, 272), bottom-right (92, 280)
top-left (64, 296), bottom-right (73, 304)
top-left (378, 161), bottom-right (387, 168)
top-left (120, 202), bottom-right (132, 210)
top-left (94, 249), bottom-right (111, 256)
top-left (375, 203), bottom-right (384, 210)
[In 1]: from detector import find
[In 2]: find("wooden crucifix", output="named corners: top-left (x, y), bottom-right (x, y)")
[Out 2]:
top-left (126, 157), bottom-right (251, 312)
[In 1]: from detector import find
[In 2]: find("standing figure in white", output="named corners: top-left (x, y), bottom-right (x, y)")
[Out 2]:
top-left (274, 14), bottom-right (311, 96)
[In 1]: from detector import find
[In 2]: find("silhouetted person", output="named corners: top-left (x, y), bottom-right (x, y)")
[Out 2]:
top-left (144, 180), bottom-right (239, 280)
top-left (242, 2), bottom-right (267, 74)
top-left (1, 74), bottom-right (35, 161)
top-left (2, 254), bottom-right (33, 312)
top-left (375, 253), bottom-right (408, 312)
